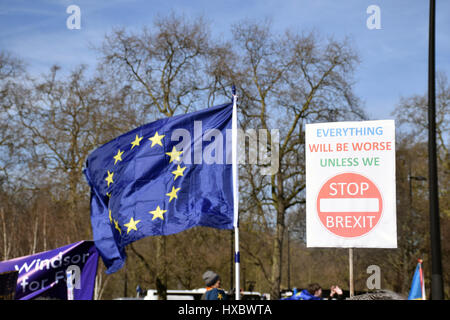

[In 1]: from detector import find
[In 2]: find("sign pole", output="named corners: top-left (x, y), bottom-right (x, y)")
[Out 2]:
top-left (349, 248), bottom-right (354, 298)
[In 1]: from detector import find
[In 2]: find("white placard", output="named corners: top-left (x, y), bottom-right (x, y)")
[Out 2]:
top-left (305, 120), bottom-right (397, 248)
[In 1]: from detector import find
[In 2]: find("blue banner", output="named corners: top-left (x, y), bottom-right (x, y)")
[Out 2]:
top-left (0, 241), bottom-right (99, 300)
top-left (84, 103), bottom-right (235, 274)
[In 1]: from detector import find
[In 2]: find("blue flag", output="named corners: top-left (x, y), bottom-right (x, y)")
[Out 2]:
top-left (84, 103), bottom-right (235, 274)
top-left (407, 260), bottom-right (425, 300)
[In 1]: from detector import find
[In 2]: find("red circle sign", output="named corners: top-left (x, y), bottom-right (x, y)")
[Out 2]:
top-left (316, 173), bottom-right (383, 237)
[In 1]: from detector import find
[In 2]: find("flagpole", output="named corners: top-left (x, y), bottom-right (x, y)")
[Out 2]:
top-left (419, 259), bottom-right (426, 300)
top-left (232, 85), bottom-right (240, 300)
top-left (349, 248), bottom-right (354, 298)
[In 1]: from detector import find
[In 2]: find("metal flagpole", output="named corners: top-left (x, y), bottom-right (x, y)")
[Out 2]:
top-left (427, 0), bottom-right (444, 300)
top-left (231, 85), bottom-right (240, 300)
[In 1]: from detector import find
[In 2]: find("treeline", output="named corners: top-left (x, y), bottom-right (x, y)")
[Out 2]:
top-left (0, 13), bottom-right (448, 299)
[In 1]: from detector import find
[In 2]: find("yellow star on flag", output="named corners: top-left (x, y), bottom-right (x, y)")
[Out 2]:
top-left (165, 146), bottom-right (183, 163)
top-left (166, 186), bottom-right (181, 202)
top-left (131, 134), bottom-right (143, 149)
top-left (114, 219), bottom-right (122, 235)
top-left (113, 149), bottom-right (124, 165)
top-left (171, 165), bottom-right (186, 181)
top-left (149, 131), bottom-right (165, 148)
top-left (105, 170), bottom-right (114, 187)
top-left (149, 205), bottom-right (167, 221)
top-left (109, 209), bottom-right (113, 223)
top-left (124, 217), bottom-right (140, 234)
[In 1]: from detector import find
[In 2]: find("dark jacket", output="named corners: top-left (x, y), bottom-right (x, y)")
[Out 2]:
top-left (203, 288), bottom-right (227, 300)
top-left (298, 289), bottom-right (322, 300)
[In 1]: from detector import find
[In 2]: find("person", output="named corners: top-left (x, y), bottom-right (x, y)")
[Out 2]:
top-left (201, 270), bottom-right (227, 300)
top-left (328, 285), bottom-right (344, 300)
top-left (291, 283), bottom-right (344, 300)
top-left (298, 283), bottom-right (323, 300)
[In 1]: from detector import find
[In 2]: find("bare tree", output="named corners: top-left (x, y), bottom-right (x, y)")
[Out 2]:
top-left (222, 21), bottom-right (364, 299)
top-left (1, 16), bottom-right (376, 299)
top-left (393, 72), bottom-right (449, 159)
top-left (99, 12), bottom-right (216, 120)
top-left (392, 72), bottom-right (450, 296)
top-left (97, 12), bottom-right (229, 298)
top-left (14, 64), bottom-right (132, 239)
top-left (0, 51), bottom-right (26, 186)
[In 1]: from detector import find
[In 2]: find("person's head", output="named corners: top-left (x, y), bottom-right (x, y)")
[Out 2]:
top-left (203, 270), bottom-right (221, 288)
top-left (307, 283), bottom-right (322, 297)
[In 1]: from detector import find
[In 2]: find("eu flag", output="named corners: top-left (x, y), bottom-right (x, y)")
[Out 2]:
top-left (84, 103), bottom-right (235, 274)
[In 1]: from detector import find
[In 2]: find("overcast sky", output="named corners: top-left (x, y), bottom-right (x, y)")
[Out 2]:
top-left (1, 0), bottom-right (449, 120)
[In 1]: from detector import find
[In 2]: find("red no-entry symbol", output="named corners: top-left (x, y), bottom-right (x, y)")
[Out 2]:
top-left (316, 172), bottom-right (383, 238)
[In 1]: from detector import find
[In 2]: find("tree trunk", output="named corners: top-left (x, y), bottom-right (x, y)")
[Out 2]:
top-left (270, 171), bottom-right (285, 299)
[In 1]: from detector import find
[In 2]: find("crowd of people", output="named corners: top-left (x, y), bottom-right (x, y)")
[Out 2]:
top-left (201, 270), bottom-right (344, 300)
top-left (281, 283), bottom-right (345, 300)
